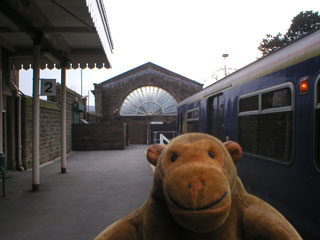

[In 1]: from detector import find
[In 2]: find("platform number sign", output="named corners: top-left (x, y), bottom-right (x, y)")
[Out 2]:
top-left (41, 79), bottom-right (56, 96)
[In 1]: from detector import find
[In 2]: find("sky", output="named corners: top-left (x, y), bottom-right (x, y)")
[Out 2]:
top-left (19, 0), bottom-right (320, 106)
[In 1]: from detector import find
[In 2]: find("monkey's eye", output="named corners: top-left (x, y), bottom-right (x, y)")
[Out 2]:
top-left (171, 153), bottom-right (178, 162)
top-left (208, 151), bottom-right (215, 159)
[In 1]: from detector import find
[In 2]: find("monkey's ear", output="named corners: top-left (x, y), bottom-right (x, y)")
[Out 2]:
top-left (224, 141), bottom-right (243, 164)
top-left (146, 144), bottom-right (165, 166)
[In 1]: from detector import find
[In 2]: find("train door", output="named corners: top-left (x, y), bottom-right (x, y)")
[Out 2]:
top-left (315, 75), bottom-right (320, 171)
top-left (207, 94), bottom-right (224, 141)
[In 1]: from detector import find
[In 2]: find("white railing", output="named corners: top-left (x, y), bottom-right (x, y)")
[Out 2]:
top-left (152, 131), bottom-right (177, 144)
top-left (160, 134), bottom-right (171, 145)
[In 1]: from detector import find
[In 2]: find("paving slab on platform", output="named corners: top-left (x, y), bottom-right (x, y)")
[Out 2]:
top-left (0, 145), bottom-right (153, 240)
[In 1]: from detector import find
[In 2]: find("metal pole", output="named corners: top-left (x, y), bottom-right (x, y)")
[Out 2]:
top-left (222, 53), bottom-right (229, 77)
top-left (32, 42), bottom-right (40, 191)
top-left (17, 95), bottom-right (23, 170)
top-left (81, 69), bottom-right (83, 96)
top-left (0, 47), bottom-right (3, 153)
top-left (61, 66), bottom-right (67, 173)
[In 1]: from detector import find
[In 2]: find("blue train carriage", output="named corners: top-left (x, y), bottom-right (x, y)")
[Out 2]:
top-left (177, 29), bottom-right (320, 239)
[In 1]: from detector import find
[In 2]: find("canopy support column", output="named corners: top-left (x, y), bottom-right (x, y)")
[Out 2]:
top-left (32, 39), bottom-right (41, 192)
top-left (61, 64), bottom-right (67, 173)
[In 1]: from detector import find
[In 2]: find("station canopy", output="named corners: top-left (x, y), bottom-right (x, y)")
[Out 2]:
top-left (0, 0), bottom-right (113, 70)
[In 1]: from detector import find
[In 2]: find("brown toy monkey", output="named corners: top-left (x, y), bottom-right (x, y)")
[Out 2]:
top-left (95, 133), bottom-right (302, 240)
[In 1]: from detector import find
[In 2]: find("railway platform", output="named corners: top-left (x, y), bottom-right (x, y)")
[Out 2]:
top-left (0, 145), bottom-right (153, 240)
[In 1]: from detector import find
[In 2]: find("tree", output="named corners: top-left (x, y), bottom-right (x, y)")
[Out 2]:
top-left (258, 10), bottom-right (320, 56)
top-left (258, 33), bottom-right (287, 56)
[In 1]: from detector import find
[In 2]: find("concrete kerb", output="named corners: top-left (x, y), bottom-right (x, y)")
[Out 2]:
top-left (25, 152), bottom-right (74, 171)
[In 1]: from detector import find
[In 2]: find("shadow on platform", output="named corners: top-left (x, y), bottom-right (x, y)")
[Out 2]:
top-left (0, 145), bottom-right (153, 240)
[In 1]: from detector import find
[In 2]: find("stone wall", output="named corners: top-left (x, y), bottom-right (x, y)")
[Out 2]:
top-left (22, 97), bottom-right (60, 168)
top-left (87, 112), bottom-right (103, 123)
top-left (72, 123), bottom-right (126, 150)
top-left (22, 87), bottom-right (86, 169)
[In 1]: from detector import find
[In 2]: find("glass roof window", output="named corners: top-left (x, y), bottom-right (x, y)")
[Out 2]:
top-left (120, 86), bottom-right (178, 116)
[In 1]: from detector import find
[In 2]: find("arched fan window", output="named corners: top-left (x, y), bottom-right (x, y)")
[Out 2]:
top-left (120, 86), bottom-right (177, 116)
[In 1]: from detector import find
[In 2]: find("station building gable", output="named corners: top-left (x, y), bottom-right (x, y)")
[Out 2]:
top-left (92, 62), bottom-right (202, 144)
top-left (93, 62), bottom-right (203, 122)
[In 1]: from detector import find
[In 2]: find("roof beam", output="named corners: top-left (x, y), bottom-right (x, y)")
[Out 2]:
top-left (0, 35), bottom-right (17, 53)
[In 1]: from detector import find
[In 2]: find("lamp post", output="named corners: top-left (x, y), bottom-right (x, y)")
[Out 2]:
top-left (222, 53), bottom-right (229, 76)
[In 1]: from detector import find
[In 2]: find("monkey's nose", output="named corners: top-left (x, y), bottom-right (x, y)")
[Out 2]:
top-left (188, 179), bottom-right (205, 191)
top-left (188, 179), bottom-right (206, 205)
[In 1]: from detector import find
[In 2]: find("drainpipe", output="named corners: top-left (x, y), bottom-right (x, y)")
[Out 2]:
top-left (7, 67), bottom-right (24, 171)
top-left (16, 94), bottom-right (23, 171)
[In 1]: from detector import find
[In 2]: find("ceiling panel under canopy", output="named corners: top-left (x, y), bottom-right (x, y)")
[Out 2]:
top-left (0, 0), bottom-right (113, 69)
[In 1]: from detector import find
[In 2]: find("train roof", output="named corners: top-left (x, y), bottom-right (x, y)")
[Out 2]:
top-left (178, 29), bottom-right (320, 106)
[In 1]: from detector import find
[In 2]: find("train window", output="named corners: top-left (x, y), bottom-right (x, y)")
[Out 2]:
top-left (239, 95), bottom-right (258, 112)
top-left (262, 88), bottom-right (291, 110)
top-left (187, 108), bottom-right (199, 121)
top-left (187, 107), bottom-right (200, 132)
top-left (258, 112), bottom-right (293, 162)
top-left (208, 94), bottom-right (224, 141)
top-left (238, 115), bottom-right (258, 154)
top-left (238, 84), bottom-right (294, 163)
top-left (194, 109), bottom-right (199, 118)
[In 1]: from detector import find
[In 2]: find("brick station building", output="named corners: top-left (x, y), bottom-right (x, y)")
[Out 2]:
top-left (92, 62), bottom-right (203, 144)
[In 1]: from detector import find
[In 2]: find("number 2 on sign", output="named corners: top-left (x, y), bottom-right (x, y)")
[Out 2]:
top-left (45, 82), bottom-right (53, 93)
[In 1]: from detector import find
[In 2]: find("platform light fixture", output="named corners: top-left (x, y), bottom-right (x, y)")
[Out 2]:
top-left (222, 54), bottom-right (229, 76)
